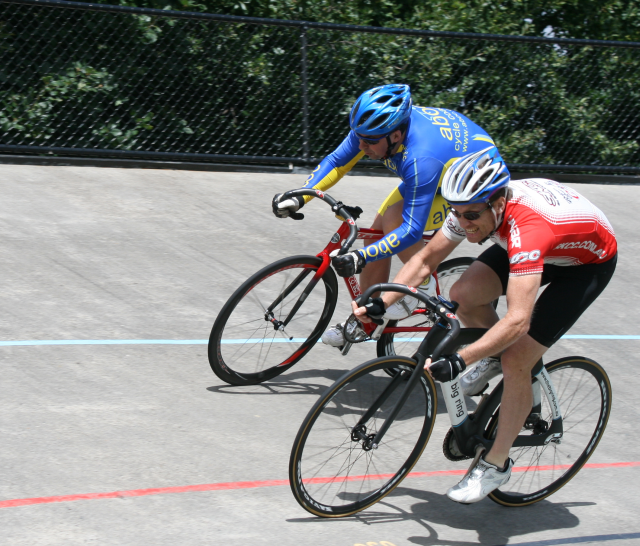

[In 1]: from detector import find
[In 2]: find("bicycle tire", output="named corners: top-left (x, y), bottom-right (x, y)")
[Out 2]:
top-left (377, 256), bottom-right (475, 358)
top-left (486, 356), bottom-right (612, 506)
top-left (289, 356), bottom-right (437, 517)
top-left (208, 255), bottom-right (338, 386)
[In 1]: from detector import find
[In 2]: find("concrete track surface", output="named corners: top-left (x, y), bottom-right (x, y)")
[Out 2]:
top-left (0, 165), bottom-right (638, 546)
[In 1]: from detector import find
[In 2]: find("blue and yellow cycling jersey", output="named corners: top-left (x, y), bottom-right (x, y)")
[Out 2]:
top-left (302, 106), bottom-right (496, 263)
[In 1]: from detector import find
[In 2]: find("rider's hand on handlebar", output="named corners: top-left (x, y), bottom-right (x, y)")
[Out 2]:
top-left (272, 193), bottom-right (305, 220)
top-left (331, 250), bottom-right (366, 277)
top-left (425, 353), bottom-right (466, 383)
top-left (351, 297), bottom-right (385, 325)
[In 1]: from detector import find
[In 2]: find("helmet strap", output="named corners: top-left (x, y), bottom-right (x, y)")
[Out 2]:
top-left (479, 204), bottom-right (504, 245)
top-left (382, 135), bottom-right (395, 160)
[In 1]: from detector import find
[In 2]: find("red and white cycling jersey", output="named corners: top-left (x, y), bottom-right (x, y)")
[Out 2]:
top-left (442, 179), bottom-right (617, 276)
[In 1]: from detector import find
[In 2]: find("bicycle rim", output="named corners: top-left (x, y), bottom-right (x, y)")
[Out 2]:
top-left (289, 357), bottom-right (437, 517)
top-left (489, 357), bottom-right (612, 506)
top-left (376, 257), bottom-right (474, 358)
top-left (209, 256), bottom-right (338, 385)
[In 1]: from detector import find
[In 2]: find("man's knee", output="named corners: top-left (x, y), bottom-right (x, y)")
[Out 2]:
top-left (449, 278), bottom-right (479, 308)
top-left (449, 261), bottom-right (503, 309)
top-left (501, 338), bottom-right (547, 378)
top-left (448, 280), bottom-right (465, 306)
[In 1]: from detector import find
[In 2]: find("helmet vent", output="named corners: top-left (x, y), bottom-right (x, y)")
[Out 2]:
top-left (460, 169), bottom-right (474, 190)
top-left (478, 154), bottom-right (491, 169)
top-left (472, 171), bottom-right (492, 193)
top-left (351, 98), bottom-right (362, 120)
top-left (375, 94), bottom-right (393, 104)
top-left (358, 109), bottom-right (375, 127)
top-left (371, 112), bottom-right (391, 129)
top-left (496, 172), bottom-right (509, 184)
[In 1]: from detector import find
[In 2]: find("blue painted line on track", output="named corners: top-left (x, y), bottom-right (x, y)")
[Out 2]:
top-left (0, 335), bottom-right (639, 347)
top-left (502, 531), bottom-right (640, 545)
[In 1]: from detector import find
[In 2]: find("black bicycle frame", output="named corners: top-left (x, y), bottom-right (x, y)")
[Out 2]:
top-left (354, 286), bottom-right (564, 457)
top-left (354, 283), bottom-right (460, 448)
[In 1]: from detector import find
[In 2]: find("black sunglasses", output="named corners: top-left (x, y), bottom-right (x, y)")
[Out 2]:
top-left (356, 133), bottom-right (386, 145)
top-left (450, 203), bottom-right (492, 221)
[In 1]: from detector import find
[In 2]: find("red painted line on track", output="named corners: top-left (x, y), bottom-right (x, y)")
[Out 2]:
top-left (2, 461), bottom-right (638, 510)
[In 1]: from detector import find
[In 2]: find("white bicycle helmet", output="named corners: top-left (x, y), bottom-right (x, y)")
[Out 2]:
top-left (441, 146), bottom-right (510, 204)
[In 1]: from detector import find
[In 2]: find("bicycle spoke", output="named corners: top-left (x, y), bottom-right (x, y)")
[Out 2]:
top-left (210, 257), bottom-right (336, 383)
top-left (490, 359), bottom-right (610, 506)
top-left (291, 361), bottom-right (436, 515)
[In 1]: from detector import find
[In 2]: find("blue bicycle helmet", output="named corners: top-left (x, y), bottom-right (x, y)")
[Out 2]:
top-left (441, 146), bottom-right (510, 205)
top-left (349, 84), bottom-right (412, 137)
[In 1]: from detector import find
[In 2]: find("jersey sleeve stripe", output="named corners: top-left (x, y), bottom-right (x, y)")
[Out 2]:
top-left (303, 150), bottom-right (365, 203)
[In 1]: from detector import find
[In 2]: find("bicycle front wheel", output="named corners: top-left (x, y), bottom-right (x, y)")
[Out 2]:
top-left (377, 256), bottom-right (475, 358)
top-left (289, 356), bottom-right (437, 517)
top-left (208, 255), bottom-right (338, 386)
top-left (487, 357), bottom-right (612, 506)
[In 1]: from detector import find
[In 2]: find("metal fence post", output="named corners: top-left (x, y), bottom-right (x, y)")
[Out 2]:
top-left (300, 24), bottom-right (310, 162)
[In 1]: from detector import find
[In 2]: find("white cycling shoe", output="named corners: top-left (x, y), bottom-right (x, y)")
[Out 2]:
top-left (384, 275), bottom-right (437, 320)
top-left (321, 321), bottom-right (366, 348)
top-left (460, 357), bottom-right (502, 396)
top-left (447, 454), bottom-right (513, 504)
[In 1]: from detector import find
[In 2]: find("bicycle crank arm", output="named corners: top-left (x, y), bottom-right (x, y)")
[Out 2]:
top-left (513, 418), bottom-right (563, 447)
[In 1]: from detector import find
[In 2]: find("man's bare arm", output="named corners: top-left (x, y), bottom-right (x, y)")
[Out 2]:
top-left (456, 272), bottom-right (541, 365)
top-left (387, 229), bottom-right (460, 306)
top-left (353, 229), bottom-right (460, 321)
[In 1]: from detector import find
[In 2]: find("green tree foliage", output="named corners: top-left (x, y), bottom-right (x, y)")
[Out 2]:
top-left (1, 0), bottom-right (638, 168)
top-left (108, 0), bottom-right (640, 41)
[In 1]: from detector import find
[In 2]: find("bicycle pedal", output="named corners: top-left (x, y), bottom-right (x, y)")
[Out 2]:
top-left (340, 341), bottom-right (353, 356)
top-left (342, 314), bottom-right (368, 344)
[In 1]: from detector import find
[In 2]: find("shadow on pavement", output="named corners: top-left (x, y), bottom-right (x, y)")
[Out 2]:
top-left (206, 367), bottom-right (347, 396)
top-left (370, 486), bottom-right (588, 545)
top-left (207, 367), bottom-right (478, 417)
top-left (287, 485), bottom-right (591, 544)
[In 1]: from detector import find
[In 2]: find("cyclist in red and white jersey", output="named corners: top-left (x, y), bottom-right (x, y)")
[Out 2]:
top-left (443, 176), bottom-right (616, 274)
top-left (353, 146), bottom-right (617, 504)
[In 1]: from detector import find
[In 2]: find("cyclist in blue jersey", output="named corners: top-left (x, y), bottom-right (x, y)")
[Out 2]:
top-left (272, 83), bottom-right (500, 347)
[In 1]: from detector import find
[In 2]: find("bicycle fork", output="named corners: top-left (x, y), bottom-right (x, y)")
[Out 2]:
top-left (264, 254), bottom-right (333, 334)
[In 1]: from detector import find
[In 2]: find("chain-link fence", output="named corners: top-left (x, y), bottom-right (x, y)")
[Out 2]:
top-left (1, 0), bottom-right (640, 173)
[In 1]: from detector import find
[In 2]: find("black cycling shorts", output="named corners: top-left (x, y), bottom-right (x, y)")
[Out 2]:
top-left (475, 244), bottom-right (617, 348)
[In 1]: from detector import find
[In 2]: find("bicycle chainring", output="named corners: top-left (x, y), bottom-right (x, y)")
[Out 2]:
top-left (443, 427), bottom-right (471, 461)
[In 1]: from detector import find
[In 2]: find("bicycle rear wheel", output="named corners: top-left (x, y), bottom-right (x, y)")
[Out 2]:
top-left (377, 256), bottom-right (474, 358)
top-left (289, 356), bottom-right (437, 517)
top-left (487, 357), bottom-right (612, 506)
top-left (208, 255), bottom-right (338, 386)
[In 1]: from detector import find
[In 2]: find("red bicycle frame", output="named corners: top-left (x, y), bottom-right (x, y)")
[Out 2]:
top-left (313, 220), bottom-right (439, 337)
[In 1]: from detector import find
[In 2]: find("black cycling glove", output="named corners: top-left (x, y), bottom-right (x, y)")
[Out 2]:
top-left (363, 296), bottom-right (386, 325)
top-left (272, 193), bottom-right (305, 220)
top-left (331, 250), bottom-right (366, 277)
top-left (428, 353), bottom-right (467, 383)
